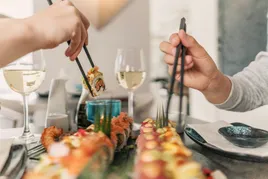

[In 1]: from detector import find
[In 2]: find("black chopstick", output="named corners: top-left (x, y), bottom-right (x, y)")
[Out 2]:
top-left (165, 17), bottom-right (186, 127)
top-left (46, 0), bottom-right (94, 96)
top-left (83, 46), bottom-right (94, 67)
top-left (178, 24), bottom-right (187, 129)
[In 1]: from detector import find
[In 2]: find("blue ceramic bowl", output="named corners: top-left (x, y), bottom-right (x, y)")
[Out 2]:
top-left (219, 124), bottom-right (268, 148)
top-left (86, 100), bottom-right (121, 123)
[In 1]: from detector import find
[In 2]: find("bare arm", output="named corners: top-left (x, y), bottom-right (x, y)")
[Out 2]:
top-left (0, 0), bottom-right (89, 68)
top-left (0, 18), bottom-right (38, 67)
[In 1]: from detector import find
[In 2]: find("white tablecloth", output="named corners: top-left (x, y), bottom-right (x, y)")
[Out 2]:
top-left (0, 127), bottom-right (42, 139)
top-left (0, 128), bottom-right (23, 139)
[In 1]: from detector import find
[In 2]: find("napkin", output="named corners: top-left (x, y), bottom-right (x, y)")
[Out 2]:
top-left (0, 139), bottom-right (13, 172)
top-left (187, 121), bottom-right (268, 157)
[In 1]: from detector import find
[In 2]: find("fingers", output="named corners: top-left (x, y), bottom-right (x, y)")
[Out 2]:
top-left (54, 0), bottom-right (63, 4)
top-left (61, 0), bottom-right (90, 29)
top-left (159, 41), bottom-right (182, 56)
top-left (69, 24), bottom-right (87, 60)
top-left (65, 23), bottom-right (82, 59)
top-left (161, 30), bottom-right (207, 59)
top-left (168, 62), bottom-right (194, 76)
top-left (61, 0), bottom-right (89, 46)
top-left (159, 32), bottom-right (182, 56)
top-left (59, 0), bottom-right (74, 6)
top-left (79, 12), bottom-right (89, 45)
top-left (78, 10), bottom-right (90, 31)
top-left (169, 33), bottom-right (180, 46)
top-left (54, 0), bottom-right (89, 59)
top-left (164, 55), bottom-right (193, 66)
top-left (85, 34), bottom-right (89, 45)
top-left (159, 41), bottom-right (175, 56)
top-left (178, 30), bottom-right (207, 57)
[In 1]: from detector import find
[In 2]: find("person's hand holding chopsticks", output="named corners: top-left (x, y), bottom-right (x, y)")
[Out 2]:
top-left (0, 0), bottom-right (90, 67)
top-left (160, 30), bottom-right (232, 104)
top-left (26, 0), bottom-right (90, 60)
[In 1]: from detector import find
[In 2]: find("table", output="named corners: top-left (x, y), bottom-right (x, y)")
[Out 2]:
top-left (184, 117), bottom-right (268, 179)
top-left (1, 116), bottom-right (267, 179)
top-left (0, 94), bottom-right (80, 129)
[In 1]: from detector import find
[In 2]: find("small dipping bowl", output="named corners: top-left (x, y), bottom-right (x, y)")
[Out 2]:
top-left (86, 100), bottom-right (121, 123)
top-left (218, 124), bottom-right (268, 148)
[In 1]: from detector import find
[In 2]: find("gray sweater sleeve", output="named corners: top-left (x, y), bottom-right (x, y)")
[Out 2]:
top-left (215, 51), bottom-right (268, 112)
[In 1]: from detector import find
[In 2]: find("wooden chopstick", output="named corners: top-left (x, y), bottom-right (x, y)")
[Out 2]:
top-left (165, 17), bottom-right (186, 127)
top-left (46, 0), bottom-right (94, 97)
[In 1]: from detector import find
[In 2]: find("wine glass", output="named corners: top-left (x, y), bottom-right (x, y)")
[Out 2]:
top-left (3, 50), bottom-right (46, 144)
top-left (115, 48), bottom-right (146, 127)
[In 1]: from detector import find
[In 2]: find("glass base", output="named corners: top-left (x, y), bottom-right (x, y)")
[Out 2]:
top-left (18, 131), bottom-right (38, 145)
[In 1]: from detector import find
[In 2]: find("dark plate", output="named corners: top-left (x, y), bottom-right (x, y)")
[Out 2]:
top-left (185, 125), bottom-right (268, 162)
top-left (38, 92), bottom-right (49, 98)
top-left (218, 125), bottom-right (268, 148)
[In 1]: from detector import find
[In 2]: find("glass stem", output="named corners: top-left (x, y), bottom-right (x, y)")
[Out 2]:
top-left (128, 91), bottom-right (134, 118)
top-left (22, 95), bottom-right (30, 135)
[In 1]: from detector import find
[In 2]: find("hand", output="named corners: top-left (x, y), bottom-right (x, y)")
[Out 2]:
top-left (159, 30), bottom-right (232, 104)
top-left (25, 0), bottom-right (90, 60)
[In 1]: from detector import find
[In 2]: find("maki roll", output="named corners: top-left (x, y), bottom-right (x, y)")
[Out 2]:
top-left (111, 125), bottom-right (127, 151)
top-left (82, 66), bottom-right (106, 97)
top-left (135, 118), bottom-right (206, 179)
top-left (26, 112), bottom-right (133, 179)
top-left (134, 150), bottom-right (168, 179)
top-left (111, 113), bottom-right (132, 139)
top-left (41, 126), bottom-right (64, 150)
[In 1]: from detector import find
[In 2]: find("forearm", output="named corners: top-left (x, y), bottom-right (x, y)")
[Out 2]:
top-left (0, 18), bottom-right (40, 67)
top-left (212, 51), bottom-right (268, 112)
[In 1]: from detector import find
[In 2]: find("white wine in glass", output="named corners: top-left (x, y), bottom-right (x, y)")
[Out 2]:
top-left (116, 71), bottom-right (146, 90)
top-left (3, 51), bottom-right (46, 144)
top-left (115, 48), bottom-right (146, 129)
top-left (3, 70), bottom-right (45, 95)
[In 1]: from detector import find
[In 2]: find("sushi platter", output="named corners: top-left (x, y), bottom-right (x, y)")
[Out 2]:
top-left (24, 111), bottom-right (227, 179)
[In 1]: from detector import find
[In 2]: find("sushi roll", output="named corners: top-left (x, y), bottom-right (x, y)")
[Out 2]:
top-left (173, 161), bottom-right (206, 179)
top-left (95, 131), bottom-right (115, 162)
top-left (134, 150), bottom-right (168, 179)
top-left (41, 126), bottom-right (64, 150)
top-left (111, 124), bottom-right (127, 151)
top-left (136, 134), bottom-right (159, 154)
top-left (111, 117), bottom-right (131, 138)
top-left (86, 124), bottom-right (95, 132)
top-left (82, 66), bottom-right (105, 97)
top-left (134, 118), bottom-right (206, 179)
top-left (118, 112), bottom-right (133, 130)
top-left (135, 161), bottom-right (168, 179)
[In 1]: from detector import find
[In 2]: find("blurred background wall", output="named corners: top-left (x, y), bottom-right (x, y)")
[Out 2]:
top-left (219, 0), bottom-right (267, 75)
top-left (217, 0), bottom-right (268, 123)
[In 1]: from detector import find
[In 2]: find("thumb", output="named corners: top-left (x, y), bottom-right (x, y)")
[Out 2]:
top-left (179, 30), bottom-right (207, 58)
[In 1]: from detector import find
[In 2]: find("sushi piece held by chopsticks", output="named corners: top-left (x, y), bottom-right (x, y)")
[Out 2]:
top-left (82, 66), bottom-right (106, 97)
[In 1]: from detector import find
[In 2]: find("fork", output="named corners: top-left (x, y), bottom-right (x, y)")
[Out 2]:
top-left (27, 144), bottom-right (46, 159)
